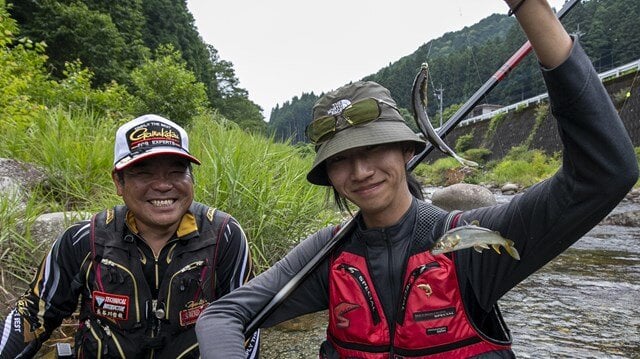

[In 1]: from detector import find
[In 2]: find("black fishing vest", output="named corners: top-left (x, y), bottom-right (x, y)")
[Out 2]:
top-left (75, 202), bottom-right (228, 358)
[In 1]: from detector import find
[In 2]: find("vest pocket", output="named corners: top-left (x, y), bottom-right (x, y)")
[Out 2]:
top-left (93, 258), bottom-right (142, 329)
top-left (398, 261), bottom-right (441, 322)
top-left (336, 263), bottom-right (382, 326)
top-left (75, 318), bottom-right (128, 358)
top-left (162, 260), bottom-right (209, 328)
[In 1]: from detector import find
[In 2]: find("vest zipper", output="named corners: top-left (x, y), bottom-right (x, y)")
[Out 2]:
top-left (386, 234), bottom-right (397, 358)
top-left (100, 258), bottom-right (141, 323)
top-left (398, 261), bottom-right (441, 323)
top-left (86, 320), bottom-right (103, 359)
top-left (154, 256), bottom-right (160, 291)
top-left (337, 263), bottom-right (381, 325)
top-left (164, 260), bottom-right (205, 320)
top-left (102, 322), bottom-right (126, 358)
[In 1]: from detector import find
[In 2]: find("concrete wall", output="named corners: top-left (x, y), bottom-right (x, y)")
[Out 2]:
top-left (426, 70), bottom-right (640, 163)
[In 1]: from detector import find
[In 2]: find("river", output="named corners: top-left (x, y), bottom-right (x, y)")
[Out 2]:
top-left (261, 190), bottom-right (640, 358)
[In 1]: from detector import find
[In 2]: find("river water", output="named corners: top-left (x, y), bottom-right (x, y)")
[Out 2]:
top-left (492, 189), bottom-right (640, 358)
top-left (261, 190), bottom-right (640, 358)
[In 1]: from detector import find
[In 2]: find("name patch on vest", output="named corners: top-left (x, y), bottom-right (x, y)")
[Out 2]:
top-left (179, 300), bottom-right (209, 327)
top-left (93, 291), bottom-right (130, 321)
top-left (427, 326), bottom-right (448, 335)
top-left (413, 307), bottom-right (456, 322)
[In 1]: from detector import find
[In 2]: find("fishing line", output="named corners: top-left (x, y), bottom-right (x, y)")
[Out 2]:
top-left (617, 66), bottom-right (639, 117)
top-left (421, 40), bottom-right (441, 125)
top-left (465, 18), bottom-right (484, 97)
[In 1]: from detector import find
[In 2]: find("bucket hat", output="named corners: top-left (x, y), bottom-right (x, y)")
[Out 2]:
top-left (306, 81), bottom-right (425, 185)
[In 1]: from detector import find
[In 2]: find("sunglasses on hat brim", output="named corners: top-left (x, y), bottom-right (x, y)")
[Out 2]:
top-left (305, 98), bottom-right (399, 144)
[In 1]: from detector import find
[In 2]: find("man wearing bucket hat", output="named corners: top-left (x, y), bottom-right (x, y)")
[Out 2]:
top-left (196, 0), bottom-right (638, 357)
top-left (0, 114), bottom-right (259, 358)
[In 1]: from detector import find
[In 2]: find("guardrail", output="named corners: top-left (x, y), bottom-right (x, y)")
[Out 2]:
top-left (453, 58), bottom-right (640, 128)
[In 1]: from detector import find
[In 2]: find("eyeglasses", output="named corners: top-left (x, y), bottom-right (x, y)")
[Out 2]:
top-left (305, 98), bottom-right (397, 144)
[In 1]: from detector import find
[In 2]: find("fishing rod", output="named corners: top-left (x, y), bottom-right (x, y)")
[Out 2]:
top-left (244, 0), bottom-right (581, 338)
top-left (407, 0), bottom-right (581, 170)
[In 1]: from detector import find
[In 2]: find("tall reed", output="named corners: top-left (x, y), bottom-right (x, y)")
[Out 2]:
top-left (1, 108), bottom-right (339, 275)
top-left (189, 113), bottom-right (337, 270)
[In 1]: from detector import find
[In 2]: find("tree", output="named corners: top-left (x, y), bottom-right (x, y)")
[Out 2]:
top-left (206, 45), bottom-right (265, 130)
top-left (0, 4), bottom-right (49, 129)
top-left (130, 45), bottom-right (208, 127)
top-left (12, 0), bottom-right (145, 86)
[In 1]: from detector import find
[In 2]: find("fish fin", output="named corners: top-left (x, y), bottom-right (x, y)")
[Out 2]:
top-left (505, 240), bottom-right (521, 260)
top-left (491, 244), bottom-right (502, 254)
top-left (473, 244), bottom-right (490, 253)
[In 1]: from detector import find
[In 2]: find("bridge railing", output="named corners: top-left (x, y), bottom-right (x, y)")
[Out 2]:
top-left (454, 58), bottom-right (640, 128)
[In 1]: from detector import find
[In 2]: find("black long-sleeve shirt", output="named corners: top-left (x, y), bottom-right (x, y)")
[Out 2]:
top-left (0, 205), bottom-right (259, 358)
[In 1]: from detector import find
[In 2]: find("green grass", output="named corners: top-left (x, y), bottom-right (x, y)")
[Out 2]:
top-left (415, 145), bottom-right (563, 188)
top-left (0, 107), bottom-right (338, 275)
top-left (413, 157), bottom-right (462, 186)
top-left (189, 114), bottom-right (336, 269)
top-left (0, 193), bottom-right (51, 284)
top-left (2, 105), bottom-right (639, 281)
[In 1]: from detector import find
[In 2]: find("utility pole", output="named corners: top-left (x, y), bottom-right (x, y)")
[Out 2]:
top-left (434, 86), bottom-right (444, 128)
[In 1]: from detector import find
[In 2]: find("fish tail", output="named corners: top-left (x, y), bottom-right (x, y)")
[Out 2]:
top-left (451, 152), bottom-right (479, 168)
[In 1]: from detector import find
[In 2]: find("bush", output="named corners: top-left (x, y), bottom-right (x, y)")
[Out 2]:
top-left (464, 148), bottom-right (492, 163)
top-left (481, 148), bottom-right (560, 187)
top-left (130, 44), bottom-right (209, 126)
top-left (455, 133), bottom-right (474, 153)
top-left (414, 157), bottom-right (461, 187)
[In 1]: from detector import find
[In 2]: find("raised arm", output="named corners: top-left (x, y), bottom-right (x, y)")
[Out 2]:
top-left (457, 0), bottom-right (639, 309)
top-left (506, 0), bottom-right (572, 68)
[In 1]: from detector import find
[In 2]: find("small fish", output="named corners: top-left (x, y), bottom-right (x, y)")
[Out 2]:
top-left (431, 221), bottom-right (520, 260)
top-left (411, 63), bottom-right (478, 167)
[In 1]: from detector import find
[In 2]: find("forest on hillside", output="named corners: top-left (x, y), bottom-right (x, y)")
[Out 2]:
top-left (268, 0), bottom-right (640, 143)
top-left (7, 0), bottom-right (267, 132)
top-left (7, 0), bottom-right (639, 142)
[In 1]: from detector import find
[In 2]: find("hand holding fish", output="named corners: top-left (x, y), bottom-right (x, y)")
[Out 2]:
top-left (431, 221), bottom-right (520, 260)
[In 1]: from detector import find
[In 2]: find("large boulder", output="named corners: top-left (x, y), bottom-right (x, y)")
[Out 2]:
top-left (0, 158), bottom-right (48, 191)
top-left (601, 210), bottom-right (640, 227)
top-left (430, 183), bottom-right (497, 211)
top-left (0, 158), bottom-right (49, 208)
top-left (31, 212), bottom-right (92, 246)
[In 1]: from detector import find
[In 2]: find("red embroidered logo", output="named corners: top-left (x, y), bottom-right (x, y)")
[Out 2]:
top-left (93, 291), bottom-right (129, 321)
top-left (179, 300), bottom-right (209, 327)
top-left (334, 302), bottom-right (360, 328)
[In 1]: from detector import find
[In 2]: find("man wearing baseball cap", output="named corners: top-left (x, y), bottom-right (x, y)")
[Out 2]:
top-left (196, 0), bottom-right (638, 357)
top-left (1, 114), bottom-right (259, 358)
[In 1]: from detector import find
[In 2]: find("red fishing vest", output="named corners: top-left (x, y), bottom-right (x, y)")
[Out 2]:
top-left (327, 209), bottom-right (511, 358)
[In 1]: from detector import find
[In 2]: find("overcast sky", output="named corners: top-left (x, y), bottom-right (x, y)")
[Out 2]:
top-left (186, 0), bottom-right (566, 119)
